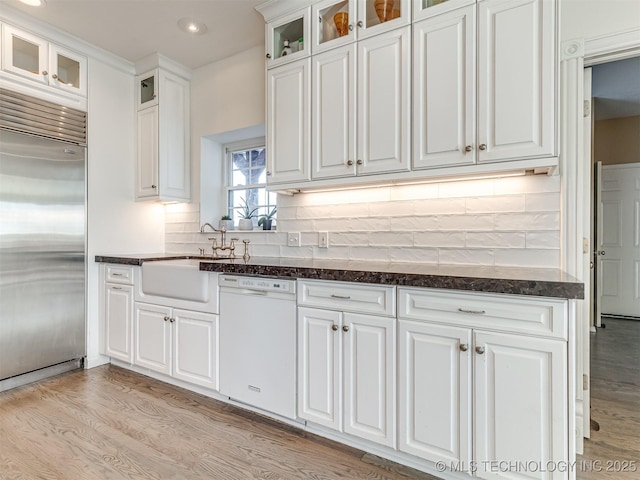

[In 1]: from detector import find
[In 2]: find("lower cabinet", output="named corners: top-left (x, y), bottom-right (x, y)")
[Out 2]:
top-left (298, 306), bottom-right (396, 448)
top-left (134, 302), bottom-right (219, 390)
top-left (398, 288), bottom-right (569, 480)
top-left (104, 283), bottom-right (134, 363)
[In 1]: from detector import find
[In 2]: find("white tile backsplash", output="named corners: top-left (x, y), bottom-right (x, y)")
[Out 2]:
top-left (165, 175), bottom-right (561, 268)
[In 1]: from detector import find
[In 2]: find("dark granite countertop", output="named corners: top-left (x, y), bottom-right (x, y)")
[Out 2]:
top-left (95, 254), bottom-right (584, 300)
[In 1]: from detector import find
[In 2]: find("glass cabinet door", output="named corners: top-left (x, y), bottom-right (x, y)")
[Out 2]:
top-left (266, 8), bottom-right (311, 68)
top-left (312, 0), bottom-right (356, 54)
top-left (137, 70), bottom-right (158, 110)
top-left (2, 25), bottom-right (48, 84)
top-left (357, 0), bottom-right (410, 39)
top-left (412, 0), bottom-right (475, 21)
top-left (49, 45), bottom-right (87, 96)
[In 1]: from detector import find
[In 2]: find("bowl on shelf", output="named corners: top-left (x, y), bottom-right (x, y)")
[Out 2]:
top-left (333, 12), bottom-right (349, 37)
top-left (374, 0), bottom-right (395, 23)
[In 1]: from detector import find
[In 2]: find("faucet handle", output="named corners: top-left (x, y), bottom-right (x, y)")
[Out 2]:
top-left (242, 239), bottom-right (251, 261)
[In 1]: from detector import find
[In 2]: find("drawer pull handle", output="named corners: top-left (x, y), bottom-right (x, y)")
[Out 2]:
top-left (112, 273), bottom-right (124, 277)
top-left (458, 308), bottom-right (486, 315)
top-left (111, 286), bottom-right (122, 290)
top-left (330, 294), bottom-right (351, 300)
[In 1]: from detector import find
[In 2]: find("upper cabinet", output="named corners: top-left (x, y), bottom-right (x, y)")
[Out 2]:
top-left (413, 0), bottom-right (557, 170)
top-left (135, 63), bottom-right (191, 202)
top-left (257, 0), bottom-right (558, 190)
top-left (1, 24), bottom-right (87, 99)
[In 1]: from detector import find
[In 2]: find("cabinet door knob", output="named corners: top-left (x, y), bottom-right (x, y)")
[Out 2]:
top-left (170, 317), bottom-right (175, 323)
top-left (163, 316), bottom-right (170, 322)
top-left (479, 144), bottom-right (487, 151)
top-left (346, 160), bottom-right (353, 166)
top-left (266, 171), bottom-right (272, 176)
top-left (459, 344), bottom-right (469, 352)
top-left (342, 325), bottom-right (350, 332)
top-left (42, 70), bottom-right (48, 76)
top-left (357, 20), bottom-right (363, 28)
top-left (266, 53), bottom-right (272, 59)
top-left (356, 159), bottom-right (363, 166)
top-left (151, 185), bottom-right (157, 189)
top-left (348, 24), bottom-right (354, 31)
top-left (476, 346), bottom-right (485, 355)
top-left (52, 73), bottom-right (58, 80)
top-left (465, 145), bottom-right (473, 152)
top-left (331, 324), bottom-right (339, 331)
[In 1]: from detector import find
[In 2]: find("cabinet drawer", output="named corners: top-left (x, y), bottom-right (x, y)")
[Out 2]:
top-left (398, 288), bottom-right (567, 340)
top-left (106, 264), bottom-right (135, 285)
top-left (298, 280), bottom-right (395, 317)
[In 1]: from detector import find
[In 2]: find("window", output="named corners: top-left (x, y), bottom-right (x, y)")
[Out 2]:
top-left (225, 139), bottom-right (276, 226)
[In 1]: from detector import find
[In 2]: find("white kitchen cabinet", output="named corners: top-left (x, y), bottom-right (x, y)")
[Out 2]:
top-left (357, 0), bottom-right (411, 40)
top-left (398, 320), bottom-right (472, 467)
top-left (312, 27), bottom-right (410, 180)
top-left (104, 283), bottom-right (134, 363)
top-left (474, 331), bottom-right (567, 480)
top-left (134, 302), bottom-right (219, 390)
top-left (413, 0), bottom-right (556, 170)
top-left (413, 0), bottom-right (475, 21)
top-left (298, 279), bottom-right (396, 448)
top-left (397, 287), bottom-right (569, 479)
top-left (266, 57), bottom-right (311, 184)
top-left (298, 307), bottom-right (395, 447)
top-left (265, 8), bottom-right (311, 68)
top-left (1, 24), bottom-right (87, 98)
top-left (135, 68), bottom-right (190, 201)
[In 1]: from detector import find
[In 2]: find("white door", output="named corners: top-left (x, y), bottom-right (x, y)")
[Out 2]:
top-left (134, 303), bottom-right (172, 375)
top-left (136, 106), bottom-right (159, 199)
top-left (297, 307), bottom-right (342, 430)
top-left (266, 57), bottom-right (311, 184)
top-left (104, 283), bottom-right (133, 363)
top-left (477, 0), bottom-right (556, 163)
top-left (173, 309), bottom-right (219, 390)
top-left (398, 320), bottom-right (472, 467)
top-left (312, 44), bottom-right (357, 179)
top-left (600, 163), bottom-right (640, 318)
top-left (343, 312), bottom-right (395, 448)
top-left (594, 160), bottom-right (604, 327)
top-left (413, 5), bottom-right (476, 169)
top-left (357, 26), bottom-right (411, 175)
top-left (475, 331), bottom-right (568, 480)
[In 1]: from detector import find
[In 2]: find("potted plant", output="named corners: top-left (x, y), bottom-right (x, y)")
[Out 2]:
top-left (258, 206), bottom-right (277, 230)
top-left (219, 215), bottom-right (234, 231)
top-left (236, 198), bottom-right (258, 231)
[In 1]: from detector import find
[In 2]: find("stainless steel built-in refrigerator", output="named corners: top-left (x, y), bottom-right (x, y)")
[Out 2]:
top-left (0, 88), bottom-right (86, 390)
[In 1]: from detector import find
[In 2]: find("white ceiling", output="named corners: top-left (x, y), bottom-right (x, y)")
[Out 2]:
top-left (2, 0), bottom-right (265, 69)
top-left (592, 56), bottom-right (640, 121)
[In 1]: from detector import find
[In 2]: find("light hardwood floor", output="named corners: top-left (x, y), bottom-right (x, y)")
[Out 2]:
top-left (0, 365), bottom-right (437, 480)
top-left (578, 318), bottom-right (640, 480)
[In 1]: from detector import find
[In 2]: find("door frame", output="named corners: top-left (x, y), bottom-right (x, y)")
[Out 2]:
top-left (560, 27), bottom-right (640, 454)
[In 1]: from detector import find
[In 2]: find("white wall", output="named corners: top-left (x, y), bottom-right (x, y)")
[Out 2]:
top-left (561, 0), bottom-right (640, 41)
top-left (86, 58), bottom-right (165, 366)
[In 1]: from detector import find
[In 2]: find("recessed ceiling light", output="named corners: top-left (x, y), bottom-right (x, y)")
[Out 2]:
top-left (18, 0), bottom-right (46, 6)
top-left (177, 18), bottom-right (208, 35)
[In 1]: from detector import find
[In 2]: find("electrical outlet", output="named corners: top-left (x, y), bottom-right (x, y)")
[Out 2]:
top-left (287, 232), bottom-right (301, 247)
top-left (318, 231), bottom-right (329, 248)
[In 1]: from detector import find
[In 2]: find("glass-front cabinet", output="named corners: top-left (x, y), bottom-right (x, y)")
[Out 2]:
top-left (1, 24), bottom-right (87, 97)
top-left (357, 0), bottom-right (410, 39)
top-left (412, 0), bottom-right (475, 21)
top-left (137, 69), bottom-right (158, 110)
top-left (266, 8), bottom-right (311, 68)
top-left (312, 0), bottom-right (356, 54)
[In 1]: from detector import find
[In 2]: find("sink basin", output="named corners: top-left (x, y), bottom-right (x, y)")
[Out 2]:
top-left (141, 259), bottom-right (209, 302)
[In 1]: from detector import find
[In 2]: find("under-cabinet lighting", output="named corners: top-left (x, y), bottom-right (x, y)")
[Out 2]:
top-left (18, 0), bottom-right (46, 6)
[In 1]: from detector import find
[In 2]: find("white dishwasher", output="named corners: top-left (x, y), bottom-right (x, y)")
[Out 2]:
top-left (219, 275), bottom-right (297, 420)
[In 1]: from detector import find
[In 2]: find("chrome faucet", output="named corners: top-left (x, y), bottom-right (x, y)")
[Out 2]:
top-left (200, 222), bottom-right (217, 233)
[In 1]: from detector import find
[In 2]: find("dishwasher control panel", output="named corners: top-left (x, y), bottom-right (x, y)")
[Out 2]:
top-left (219, 275), bottom-right (295, 294)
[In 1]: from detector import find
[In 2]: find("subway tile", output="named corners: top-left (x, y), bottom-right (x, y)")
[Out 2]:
top-left (266, 232), bottom-right (288, 245)
top-left (389, 183), bottom-right (439, 201)
top-left (275, 206), bottom-right (297, 220)
top-left (465, 195), bottom-right (525, 214)
top-left (251, 244), bottom-right (281, 257)
top-left (494, 174), bottom-right (560, 195)
top-left (349, 246), bottom-right (391, 261)
top-left (348, 217), bottom-right (392, 231)
top-left (413, 231), bottom-right (466, 247)
top-left (438, 178), bottom-right (495, 198)
top-left (330, 232), bottom-right (371, 246)
top-left (494, 213), bottom-right (559, 231)
top-left (369, 232), bottom-right (414, 247)
top-left (438, 214), bottom-right (494, 231)
top-left (494, 249), bottom-right (560, 268)
top-left (312, 246), bottom-right (351, 260)
top-left (390, 247), bottom-right (439, 263)
top-left (438, 248), bottom-right (495, 266)
top-left (525, 193), bottom-right (561, 212)
top-left (390, 215), bottom-right (439, 231)
top-left (526, 231), bottom-right (560, 249)
top-left (466, 232), bottom-right (526, 248)
top-left (279, 245), bottom-right (315, 258)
